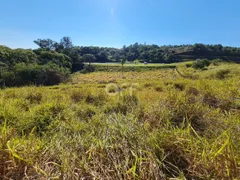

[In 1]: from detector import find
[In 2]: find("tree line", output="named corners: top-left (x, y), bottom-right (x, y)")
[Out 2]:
top-left (1, 36), bottom-right (240, 87)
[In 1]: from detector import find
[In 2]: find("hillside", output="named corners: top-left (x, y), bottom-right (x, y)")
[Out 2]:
top-left (2, 39), bottom-right (240, 88)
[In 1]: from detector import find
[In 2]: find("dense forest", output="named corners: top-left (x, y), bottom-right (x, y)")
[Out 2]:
top-left (1, 36), bottom-right (240, 86)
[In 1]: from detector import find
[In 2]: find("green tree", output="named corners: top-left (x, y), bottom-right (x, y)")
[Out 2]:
top-left (35, 50), bottom-right (72, 69)
top-left (10, 49), bottom-right (37, 65)
top-left (81, 54), bottom-right (96, 65)
top-left (60, 37), bottom-right (73, 49)
top-left (0, 45), bottom-right (12, 67)
top-left (33, 39), bottom-right (57, 50)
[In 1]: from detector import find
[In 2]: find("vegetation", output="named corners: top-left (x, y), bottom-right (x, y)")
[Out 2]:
top-left (0, 61), bottom-right (240, 179)
top-left (2, 38), bottom-right (240, 87)
top-left (0, 38), bottom-right (240, 178)
top-left (81, 54), bottom-right (96, 65)
top-left (0, 63), bottom-right (70, 87)
top-left (192, 59), bottom-right (211, 69)
top-left (94, 64), bottom-right (176, 72)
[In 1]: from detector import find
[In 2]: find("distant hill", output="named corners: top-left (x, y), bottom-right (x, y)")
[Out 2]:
top-left (2, 39), bottom-right (240, 74)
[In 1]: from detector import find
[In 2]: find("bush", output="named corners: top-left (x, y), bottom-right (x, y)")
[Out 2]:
top-left (34, 50), bottom-right (72, 69)
top-left (81, 64), bottom-right (96, 73)
top-left (72, 63), bottom-right (84, 72)
top-left (0, 63), bottom-right (70, 87)
top-left (192, 59), bottom-right (211, 69)
top-left (212, 59), bottom-right (223, 66)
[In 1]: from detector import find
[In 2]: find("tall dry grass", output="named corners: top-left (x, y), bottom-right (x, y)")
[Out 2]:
top-left (0, 62), bottom-right (240, 179)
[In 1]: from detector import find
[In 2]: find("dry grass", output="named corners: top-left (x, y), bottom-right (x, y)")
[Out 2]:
top-left (0, 62), bottom-right (240, 179)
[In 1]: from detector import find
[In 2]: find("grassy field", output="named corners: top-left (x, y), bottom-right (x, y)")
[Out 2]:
top-left (0, 62), bottom-right (240, 179)
top-left (89, 62), bottom-right (182, 72)
top-left (91, 62), bottom-right (177, 66)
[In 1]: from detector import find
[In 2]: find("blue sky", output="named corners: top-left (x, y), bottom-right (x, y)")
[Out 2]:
top-left (1, 0), bottom-right (240, 49)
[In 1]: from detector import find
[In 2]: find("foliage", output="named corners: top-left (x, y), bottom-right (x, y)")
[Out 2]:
top-left (81, 54), bottom-right (96, 64)
top-left (33, 38), bottom-right (57, 50)
top-left (212, 58), bottom-right (223, 66)
top-left (60, 36), bottom-right (73, 49)
top-left (10, 49), bottom-right (37, 65)
top-left (35, 50), bottom-right (72, 69)
top-left (80, 64), bottom-right (96, 73)
top-left (2, 39), bottom-right (240, 87)
top-left (0, 45), bottom-right (12, 67)
top-left (3, 39), bottom-right (240, 77)
top-left (192, 59), bottom-right (211, 69)
top-left (0, 63), bottom-right (70, 87)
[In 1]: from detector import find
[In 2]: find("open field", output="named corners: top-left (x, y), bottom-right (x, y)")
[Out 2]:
top-left (0, 62), bottom-right (240, 179)
top-left (89, 62), bottom-right (184, 72)
top-left (91, 62), bottom-right (179, 67)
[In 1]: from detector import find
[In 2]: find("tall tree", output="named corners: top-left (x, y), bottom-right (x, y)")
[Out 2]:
top-left (33, 39), bottom-right (56, 50)
top-left (60, 37), bottom-right (73, 49)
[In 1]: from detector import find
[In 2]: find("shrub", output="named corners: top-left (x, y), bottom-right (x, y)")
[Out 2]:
top-left (192, 59), bottom-right (211, 69)
top-left (34, 50), bottom-right (72, 69)
top-left (0, 63), bottom-right (70, 87)
top-left (0, 70), bottom-right (15, 86)
top-left (212, 59), bottom-right (223, 66)
top-left (72, 63), bottom-right (84, 72)
top-left (81, 65), bottom-right (96, 73)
